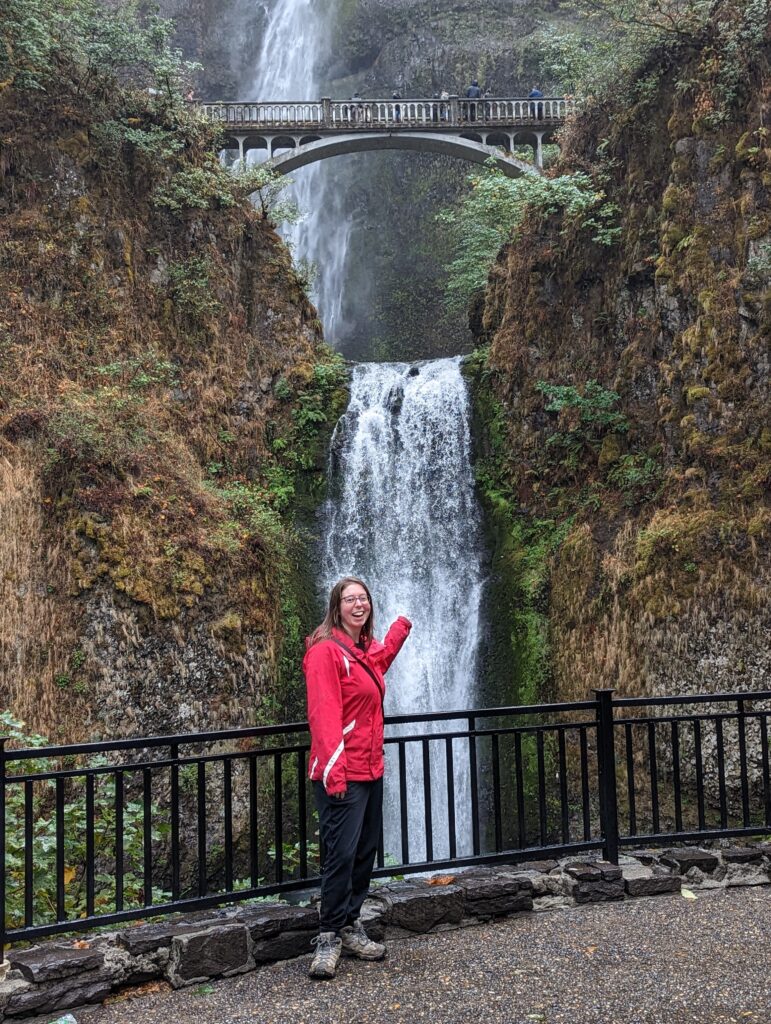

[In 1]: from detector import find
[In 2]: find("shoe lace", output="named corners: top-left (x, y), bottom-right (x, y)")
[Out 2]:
top-left (311, 933), bottom-right (336, 951)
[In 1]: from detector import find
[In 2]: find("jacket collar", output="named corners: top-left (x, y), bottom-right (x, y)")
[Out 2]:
top-left (332, 626), bottom-right (385, 656)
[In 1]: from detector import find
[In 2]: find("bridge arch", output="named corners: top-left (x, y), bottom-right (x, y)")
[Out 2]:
top-left (255, 132), bottom-right (536, 179)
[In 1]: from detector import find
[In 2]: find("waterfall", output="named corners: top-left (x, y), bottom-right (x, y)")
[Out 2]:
top-left (322, 358), bottom-right (484, 861)
top-left (246, 0), bottom-right (353, 341)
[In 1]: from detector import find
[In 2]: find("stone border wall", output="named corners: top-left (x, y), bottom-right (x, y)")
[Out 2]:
top-left (2, 842), bottom-right (769, 1021)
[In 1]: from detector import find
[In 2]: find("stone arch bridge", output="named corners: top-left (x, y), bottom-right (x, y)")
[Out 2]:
top-left (199, 96), bottom-right (575, 178)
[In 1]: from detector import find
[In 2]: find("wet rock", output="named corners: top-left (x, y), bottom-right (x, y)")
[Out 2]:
top-left (514, 859), bottom-right (559, 873)
top-left (117, 917), bottom-right (229, 956)
top-left (359, 898), bottom-right (389, 941)
top-left (167, 923), bottom-right (253, 988)
top-left (0, 977), bottom-right (31, 1012)
top-left (452, 874), bottom-right (534, 918)
top-left (4, 975), bottom-right (112, 1017)
top-left (571, 879), bottom-right (625, 904)
top-left (623, 864), bottom-right (681, 897)
top-left (377, 882), bottom-right (464, 932)
top-left (233, 903), bottom-right (318, 942)
top-left (252, 929), bottom-right (316, 964)
top-left (9, 945), bottom-right (104, 984)
top-left (661, 849), bottom-right (719, 874)
top-left (720, 846), bottom-right (765, 864)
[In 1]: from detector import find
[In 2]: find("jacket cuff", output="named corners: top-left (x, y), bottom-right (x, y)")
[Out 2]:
top-left (325, 779), bottom-right (347, 796)
top-left (397, 615), bottom-right (412, 630)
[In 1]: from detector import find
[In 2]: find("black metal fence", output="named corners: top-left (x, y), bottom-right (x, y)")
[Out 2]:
top-left (2, 688), bottom-right (770, 956)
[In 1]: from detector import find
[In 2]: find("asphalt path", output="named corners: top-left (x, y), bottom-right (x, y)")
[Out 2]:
top-left (67, 886), bottom-right (770, 1024)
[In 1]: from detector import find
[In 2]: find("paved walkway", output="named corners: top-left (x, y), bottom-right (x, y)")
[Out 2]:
top-left (71, 887), bottom-right (769, 1024)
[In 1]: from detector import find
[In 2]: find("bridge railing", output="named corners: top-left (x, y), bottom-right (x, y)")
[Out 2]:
top-left (198, 96), bottom-right (576, 131)
top-left (2, 688), bottom-right (769, 954)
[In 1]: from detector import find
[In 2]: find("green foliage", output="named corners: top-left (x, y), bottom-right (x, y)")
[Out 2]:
top-left (549, 0), bottom-right (767, 120)
top-left (2, 711), bottom-right (169, 929)
top-left (95, 354), bottom-right (178, 390)
top-left (91, 121), bottom-right (184, 160)
top-left (439, 164), bottom-right (620, 310)
top-left (0, 0), bottom-right (198, 100)
top-left (152, 162), bottom-right (297, 225)
top-left (167, 257), bottom-right (222, 326)
top-left (746, 243), bottom-right (771, 287)
top-left (152, 165), bottom-right (237, 213)
top-left (536, 380), bottom-right (629, 469)
top-left (606, 452), bottom-right (663, 498)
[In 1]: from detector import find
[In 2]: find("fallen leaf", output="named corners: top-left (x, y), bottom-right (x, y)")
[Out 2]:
top-left (584, 945), bottom-right (597, 957)
top-left (681, 888), bottom-right (697, 900)
top-left (104, 980), bottom-right (172, 1004)
top-left (72, 940), bottom-right (90, 949)
top-left (428, 875), bottom-right (455, 886)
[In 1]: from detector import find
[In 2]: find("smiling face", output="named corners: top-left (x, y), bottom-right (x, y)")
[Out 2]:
top-left (339, 583), bottom-right (372, 642)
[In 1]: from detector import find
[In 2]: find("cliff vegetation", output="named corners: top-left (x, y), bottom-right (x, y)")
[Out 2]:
top-left (466, 0), bottom-right (770, 704)
top-left (0, 0), bottom-right (346, 741)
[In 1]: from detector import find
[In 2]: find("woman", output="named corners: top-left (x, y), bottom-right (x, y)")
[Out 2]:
top-left (304, 576), bottom-right (411, 979)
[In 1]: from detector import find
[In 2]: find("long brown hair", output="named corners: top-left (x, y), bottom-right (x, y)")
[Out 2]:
top-left (308, 576), bottom-right (375, 647)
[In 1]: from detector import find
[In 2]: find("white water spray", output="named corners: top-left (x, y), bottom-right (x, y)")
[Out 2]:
top-left (322, 359), bottom-right (484, 860)
top-left (246, 0), bottom-right (353, 341)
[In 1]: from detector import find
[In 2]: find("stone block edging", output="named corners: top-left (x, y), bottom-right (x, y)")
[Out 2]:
top-left (1, 842), bottom-right (769, 1020)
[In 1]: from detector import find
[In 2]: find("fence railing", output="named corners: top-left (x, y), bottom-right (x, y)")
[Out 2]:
top-left (2, 688), bottom-right (770, 958)
top-left (197, 96), bottom-right (575, 131)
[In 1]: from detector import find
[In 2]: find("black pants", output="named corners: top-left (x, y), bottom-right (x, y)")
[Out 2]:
top-left (313, 779), bottom-right (383, 934)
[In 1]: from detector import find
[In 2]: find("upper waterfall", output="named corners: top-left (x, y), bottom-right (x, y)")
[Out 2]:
top-left (245, 0), bottom-right (352, 342)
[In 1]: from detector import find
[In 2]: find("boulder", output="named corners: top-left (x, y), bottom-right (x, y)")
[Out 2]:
top-left (117, 916), bottom-right (229, 956)
top-left (626, 872), bottom-right (679, 897)
top-left (252, 929), bottom-right (316, 964)
top-left (564, 862), bottom-right (603, 882)
top-left (661, 849), bottom-right (719, 874)
top-left (167, 922), bottom-right (253, 988)
top-left (4, 975), bottom-right (112, 1017)
top-left (9, 944), bottom-right (104, 983)
top-left (720, 846), bottom-right (765, 864)
top-left (452, 874), bottom-right (533, 918)
top-left (514, 859), bottom-right (559, 873)
top-left (234, 903), bottom-right (318, 942)
top-left (378, 882), bottom-right (464, 932)
top-left (571, 879), bottom-right (625, 904)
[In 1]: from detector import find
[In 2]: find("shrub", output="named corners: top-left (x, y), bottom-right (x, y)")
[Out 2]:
top-left (438, 164), bottom-right (621, 310)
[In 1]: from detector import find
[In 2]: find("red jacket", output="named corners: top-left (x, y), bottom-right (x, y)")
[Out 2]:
top-left (303, 617), bottom-right (412, 795)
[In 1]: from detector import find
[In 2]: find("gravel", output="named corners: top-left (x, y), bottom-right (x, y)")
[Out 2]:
top-left (66, 887), bottom-right (771, 1024)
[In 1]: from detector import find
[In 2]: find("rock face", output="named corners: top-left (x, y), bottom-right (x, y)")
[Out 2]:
top-left (469, 7), bottom-right (771, 780)
top-left (0, 65), bottom-right (342, 742)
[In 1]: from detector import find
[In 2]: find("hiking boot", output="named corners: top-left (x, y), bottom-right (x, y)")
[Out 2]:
top-left (309, 931), bottom-right (342, 979)
top-left (340, 919), bottom-right (386, 960)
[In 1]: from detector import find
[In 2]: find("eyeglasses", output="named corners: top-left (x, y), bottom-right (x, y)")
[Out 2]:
top-left (341, 595), bottom-right (370, 606)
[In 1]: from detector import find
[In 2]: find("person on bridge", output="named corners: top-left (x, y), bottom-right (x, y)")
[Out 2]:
top-left (304, 576), bottom-right (412, 980)
top-left (466, 79), bottom-right (482, 121)
top-left (529, 86), bottom-right (544, 119)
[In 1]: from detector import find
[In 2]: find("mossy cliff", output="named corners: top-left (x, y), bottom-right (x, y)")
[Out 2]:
top-left (469, 16), bottom-right (771, 705)
top-left (0, 72), bottom-right (346, 741)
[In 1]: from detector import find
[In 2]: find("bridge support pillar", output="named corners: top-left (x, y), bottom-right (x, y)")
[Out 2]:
top-left (534, 130), bottom-right (545, 170)
top-left (234, 135), bottom-right (247, 170)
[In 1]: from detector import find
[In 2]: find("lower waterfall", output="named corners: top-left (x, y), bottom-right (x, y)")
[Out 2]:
top-left (321, 357), bottom-right (485, 861)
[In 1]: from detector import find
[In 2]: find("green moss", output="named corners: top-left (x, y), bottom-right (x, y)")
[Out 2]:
top-left (686, 386), bottom-right (711, 405)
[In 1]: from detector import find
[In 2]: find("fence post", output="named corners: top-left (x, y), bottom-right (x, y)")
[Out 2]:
top-left (449, 95), bottom-right (460, 126)
top-left (321, 96), bottom-right (332, 128)
top-left (594, 689), bottom-right (619, 864)
top-left (0, 735), bottom-right (8, 980)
